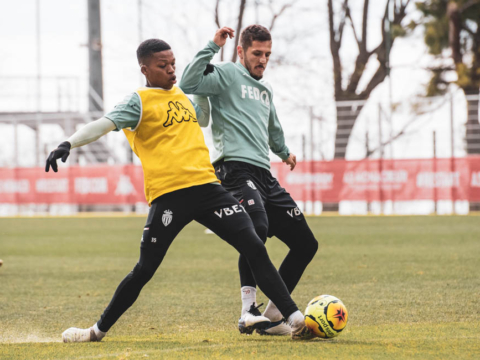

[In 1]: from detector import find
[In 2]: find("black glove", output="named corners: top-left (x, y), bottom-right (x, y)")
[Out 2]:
top-left (45, 141), bottom-right (71, 172)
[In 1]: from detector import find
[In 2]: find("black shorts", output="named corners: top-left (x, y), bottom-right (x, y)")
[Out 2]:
top-left (141, 183), bottom-right (253, 251)
top-left (214, 161), bottom-right (304, 237)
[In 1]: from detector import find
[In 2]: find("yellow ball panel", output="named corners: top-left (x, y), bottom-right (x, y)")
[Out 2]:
top-left (326, 301), bottom-right (348, 331)
top-left (305, 295), bottom-right (348, 338)
top-left (305, 314), bottom-right (328, 338)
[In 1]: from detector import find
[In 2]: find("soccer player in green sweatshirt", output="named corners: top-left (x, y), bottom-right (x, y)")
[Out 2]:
top-left (180, 25), bottom-right (318, 336)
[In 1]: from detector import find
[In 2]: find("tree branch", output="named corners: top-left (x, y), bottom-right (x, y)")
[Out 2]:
top-left (462, 22), bottom-right (476, 36)
top-left (214, 0), bottom-right (221, 29)
top-left (344, 0), bottom-right (373, 97)
top-left (394, 0), bottom-right (411, 24)
top-left (328, 0), bottom-right (345, 97)
top-left (361, 0), bottom-right (369, 52)
top-left (447, 1), bottom-right (463, 64)
top-left (214, 0), bottom-right (224, 61)
top-left (231, 0), bottom-right (247, 62)
top-left (364, 104), bottom-right (430, 159)
top-left (337, 1), bottom-right (348, 44)
top-left (269, 0), bottom-right (298, 31)
top-left (358, 62), bottom-right (387, 99)
top-left (460, 0), bottom-right (480, 13)
top-left (346, 5), bottom-right (362, 51)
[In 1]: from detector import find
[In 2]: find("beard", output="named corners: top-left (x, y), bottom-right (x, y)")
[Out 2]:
top-left (244, 58), bottom-right (264, 80)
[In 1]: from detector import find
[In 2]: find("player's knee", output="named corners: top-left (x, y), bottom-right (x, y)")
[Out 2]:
top-left (249, 211), bottom-right (268, 242)
top-left (299, 229), bottom-right (318, 264)
top-left (288, 223), bottom-right (318, 260)
top-left (238, 227), bottom-right (269, 261)
top-left (132, 261), bottom-right (158, 283)
top-left (305, 235), bottom-right (319, 259)
top-left (254, 222), bottom-right (268, 243)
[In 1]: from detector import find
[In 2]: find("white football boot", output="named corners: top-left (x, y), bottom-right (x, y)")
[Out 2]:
top-left (257, 319), bottom-right (292, 336)
top-left (62, 327), bottom-right (101, 343)
top-left (288, 311), bottom-right (314, 340)
top-left (238, 303), bottom-right (271, 335)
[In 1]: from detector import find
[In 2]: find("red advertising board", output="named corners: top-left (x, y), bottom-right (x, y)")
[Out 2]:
top-left (1, 157), bottom-right (479, 204)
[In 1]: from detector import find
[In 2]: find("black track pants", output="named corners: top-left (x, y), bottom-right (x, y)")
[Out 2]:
top-left (97, 183), bottom-right (298, 332)
top-left (215, 161), bottom-right (319, 294)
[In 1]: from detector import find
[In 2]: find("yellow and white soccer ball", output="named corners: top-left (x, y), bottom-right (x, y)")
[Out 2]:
top-left (304, 294), bottom-right (348, 338)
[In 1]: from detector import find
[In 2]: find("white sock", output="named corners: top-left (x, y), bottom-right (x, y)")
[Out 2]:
top-left (287, 310), bottom-right (305, 329)
top-left (263, 300), bottom-right (283, 322)
top-left (92, 323), bottom-right (106, 340)
top-left (241, 286), bottom-right (257, 315)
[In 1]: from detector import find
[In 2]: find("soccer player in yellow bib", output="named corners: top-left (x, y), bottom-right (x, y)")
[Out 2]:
top-left (45, 39), bottom-right (311, 341)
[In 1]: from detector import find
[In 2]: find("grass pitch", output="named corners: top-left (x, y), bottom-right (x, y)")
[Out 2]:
top-left (0, 215), bottom-right (479, 359)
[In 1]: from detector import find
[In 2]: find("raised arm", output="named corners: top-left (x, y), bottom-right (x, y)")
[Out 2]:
top-left (180, 27), bottom-right (236, 96)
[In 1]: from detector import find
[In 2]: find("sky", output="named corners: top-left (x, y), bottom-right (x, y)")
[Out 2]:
top-left (0, 0), bottom-right (470, 167)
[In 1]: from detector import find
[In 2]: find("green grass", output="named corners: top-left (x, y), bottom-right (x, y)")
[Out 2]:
top-left (0, 216), bottom-right (479, 359)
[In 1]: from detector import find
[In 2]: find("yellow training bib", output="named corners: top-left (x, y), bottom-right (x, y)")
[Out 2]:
top-left (123, 86), bottom-right (219, 205)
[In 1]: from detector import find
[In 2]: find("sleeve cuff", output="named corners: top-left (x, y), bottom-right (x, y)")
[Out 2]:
top-left (207, 40), bottom-right (221, 53)
top-left (274, 147), bottom-right (290, 161)
top-left (103, 115), bottom-right (120, 132)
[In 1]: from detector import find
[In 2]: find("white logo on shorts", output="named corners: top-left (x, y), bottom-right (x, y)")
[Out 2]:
top-left (162, 210), bottom-right (173, 227)
top-left (287, 207), bottom-right (302, 217)
top-left (151, 237), bottom-right (157, 243)
top-left (214, 205), bottom-right (246, 218)
top-left (246, 180), bottom-right (257, 190)
top-left (248, 199), bottom-right (255, 206)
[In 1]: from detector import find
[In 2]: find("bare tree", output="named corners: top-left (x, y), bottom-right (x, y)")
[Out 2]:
top-left (214, 0), bottom-right (297, 62)
top-left (328, 0), bottom-right (411, 158)
top-left (231, 0), bottom-right (247, 62)
top-left (267, 0), bottom-right (298, 31)
top-left (214, 0), bottom-right (225, 61)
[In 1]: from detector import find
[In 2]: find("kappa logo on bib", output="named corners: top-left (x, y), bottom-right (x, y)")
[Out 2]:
top-left (162, 209), bottom-right (173, 226)
top-left (163, 101), bottom-right (197, 127)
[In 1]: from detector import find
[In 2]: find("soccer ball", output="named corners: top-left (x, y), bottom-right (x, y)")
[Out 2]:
top-left (304, 294), bottom-right (348, 338)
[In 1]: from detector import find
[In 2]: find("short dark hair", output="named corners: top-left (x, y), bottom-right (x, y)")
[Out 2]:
top-left (137, 39), bottom-right (171, 64)
top-left (240, 25), bottom-right (271, 50)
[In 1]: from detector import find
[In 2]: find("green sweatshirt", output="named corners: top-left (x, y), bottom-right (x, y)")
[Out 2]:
top-left (180, 40), bottom-right (289, 170)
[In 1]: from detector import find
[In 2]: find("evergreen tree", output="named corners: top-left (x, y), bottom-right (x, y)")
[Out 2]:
top-left (416, 0), bottom-right (480, 154)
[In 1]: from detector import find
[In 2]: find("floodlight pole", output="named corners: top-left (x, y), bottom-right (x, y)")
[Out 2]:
top-left (138, 0), bottom-right (143, 87)
top-left (36, 0), bottom-right (41, 113)
top-left (385, 0), bottom-right (395, 213)
top-left (309, 106), bottom-right (315, 215)
top-left (450, 93), bottom-right (456, 214)
top-left (88, 0), bottom-right (104, 112)
top-left (302, 134), bottom-right (306, 213)
top-left (433, 131), bottom-right (437, 214)
top-left (36, 0), bottom-right (42, 166)
top-left (378, 103), bottom-right (384, 215)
